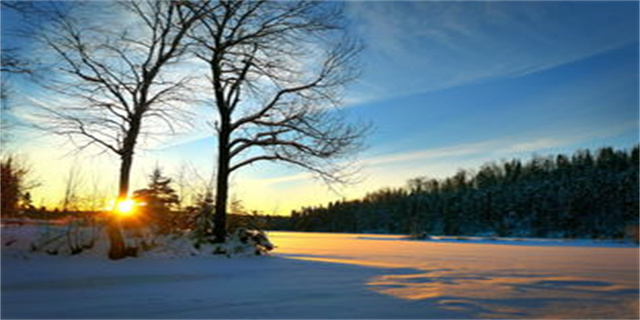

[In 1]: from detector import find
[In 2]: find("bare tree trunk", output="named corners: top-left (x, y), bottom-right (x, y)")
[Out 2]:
top-left (106, 220), bottom-right (125, 259)
top-left (213, 114), bottom-right (231, 243)
top-left (108, 116), bottom-right (140, 259)
top-left (107, 152), bottom-right (133, 260)
top-left (118, 153), bottom-right (134, 199)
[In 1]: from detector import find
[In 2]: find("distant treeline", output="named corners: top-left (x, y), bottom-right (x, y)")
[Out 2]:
top-left (272, 146), bottom-right (639, 239)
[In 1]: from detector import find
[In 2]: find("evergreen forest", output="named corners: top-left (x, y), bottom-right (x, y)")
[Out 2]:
top-left (279, 146), bottom-right (639, 239)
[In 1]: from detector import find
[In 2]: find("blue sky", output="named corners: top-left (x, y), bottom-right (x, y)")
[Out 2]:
top-left (2, 1), bottom-right (639, 213)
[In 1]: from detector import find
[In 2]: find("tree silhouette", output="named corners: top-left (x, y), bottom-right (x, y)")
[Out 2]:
top-left (0, 156), bottom-right (38, 217)
top-left (133, 167), bottom-right (180, 234)
top-left (30, 1), bottom-right (209, 259)
top-left (287, 146), bottom-right (639, 240)
top-left (190, 1), bottom-right (365, 243)
top-left (0, 157), bottom-right (26, 217)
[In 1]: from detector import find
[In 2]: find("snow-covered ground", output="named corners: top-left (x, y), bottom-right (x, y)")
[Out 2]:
top-left (2, 226), bottom-right (638, 319)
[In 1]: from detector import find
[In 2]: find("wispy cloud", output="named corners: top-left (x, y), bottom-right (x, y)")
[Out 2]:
top-left (243, 171), bottom-right (313, 186)
top-left (361, 140), bottom-right (497, 168)
top-left (345, 1), bottom-right (638, 105)
top-left (361, 121), bottom-right (638, 171)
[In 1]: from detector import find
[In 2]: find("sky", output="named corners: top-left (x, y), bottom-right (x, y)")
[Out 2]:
top-left (1, 1), bottom-right (639, 214)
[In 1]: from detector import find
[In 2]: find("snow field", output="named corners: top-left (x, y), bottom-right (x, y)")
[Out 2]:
top-left (2, 226), bottom-right (638, 319)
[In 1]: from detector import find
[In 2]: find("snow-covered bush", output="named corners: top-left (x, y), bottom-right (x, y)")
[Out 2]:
top-left (211, 228), bottom-right (274, 256)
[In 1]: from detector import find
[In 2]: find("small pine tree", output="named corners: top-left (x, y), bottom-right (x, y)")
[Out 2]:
top-left (190, 191), bottom-right (215, 247)
top-left (132, 167), bottom-right (180, 234)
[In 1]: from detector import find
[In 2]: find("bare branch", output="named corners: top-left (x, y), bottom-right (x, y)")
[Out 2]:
top-left (189, 1), bottom-right (366, 241)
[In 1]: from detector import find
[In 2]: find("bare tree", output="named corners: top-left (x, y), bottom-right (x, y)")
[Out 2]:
top-left (85, 171), bottom-right (110, 212)
top-left (61, 163), bottom-right (82, 212)
top-left (190, 1), bottom-right (365, 243)
top-left (30, 1), bottom-right (210, 259)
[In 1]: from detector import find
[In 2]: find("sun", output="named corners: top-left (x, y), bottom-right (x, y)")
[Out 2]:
top-left (115, 199), bottom-right (136, 216)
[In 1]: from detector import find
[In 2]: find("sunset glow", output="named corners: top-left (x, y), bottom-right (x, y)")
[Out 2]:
top-left (1, 1), bottom-right (638, 319)
top-left (114, 199), bottom-right (135, 216)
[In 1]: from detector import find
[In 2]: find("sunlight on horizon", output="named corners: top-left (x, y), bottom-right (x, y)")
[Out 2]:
top-left (105, 198), bottom-right (137, 217)
top-left (115, 199), bottom-right (135, 216)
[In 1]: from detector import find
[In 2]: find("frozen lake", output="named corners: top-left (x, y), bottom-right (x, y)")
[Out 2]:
top-left (2, 230), bottom-right (638, 318)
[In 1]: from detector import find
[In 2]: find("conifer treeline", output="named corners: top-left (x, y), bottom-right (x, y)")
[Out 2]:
top-left (282, 146), bottom-right (639, 238)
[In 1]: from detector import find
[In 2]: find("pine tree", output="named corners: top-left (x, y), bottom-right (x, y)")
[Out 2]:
top-left (133, 167), bottom-right (180, 234)
top-left (1, 156), bottom-right (29, 217)
top-left (283, 145), bottom-right (639, 240)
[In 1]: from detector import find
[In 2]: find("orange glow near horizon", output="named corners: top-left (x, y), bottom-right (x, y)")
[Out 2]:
top-left (108, 199), bottom-right (136, 217)
top-left (117, 199), bottom-right (135, 215)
